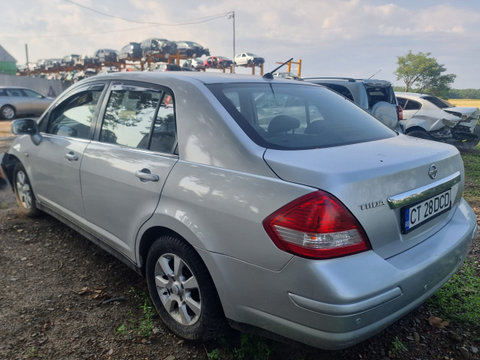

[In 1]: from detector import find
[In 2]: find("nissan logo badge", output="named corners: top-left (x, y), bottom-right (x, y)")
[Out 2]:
top-left (428, 164), bottom-right (438, 179)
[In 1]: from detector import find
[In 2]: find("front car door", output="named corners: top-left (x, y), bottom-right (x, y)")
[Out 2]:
top-left (29, 83), bottom-right (106, 219)
top-left (80, 82), bottom-right (178, 259)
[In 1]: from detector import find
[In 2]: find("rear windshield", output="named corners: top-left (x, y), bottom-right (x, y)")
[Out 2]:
top-left (365, 84), bottom-right (396, 106)
top-left (423, 96), bottom-right (453, 109)
top-left (208, 83), bottom-right (396, 150)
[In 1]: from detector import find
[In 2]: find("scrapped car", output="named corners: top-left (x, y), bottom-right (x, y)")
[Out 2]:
top-left (141, 38), bottom-right (177, 57)
top-left (182, 58), bottom-right (205, 71)
top-left (94, 49), bottom-right (119, 63)
top-left (204, 56), bottom-right (233, 69)
top-left (234, 52), bottom-right (265, 66)
top-left (175, 41), bottom-right (210, 57)
top-left (119, 42), bottom-right (143, 60)
top-left (0, 72), bottom-right (476, 350)
top-left (0, 86), bottom-right (53, 120)
top-left (396, 92), bottom-right (480, 149)
top-left (305, 77), bottom-right (402, 131)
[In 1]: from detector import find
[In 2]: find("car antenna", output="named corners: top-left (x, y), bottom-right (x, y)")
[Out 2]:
top-left (263, 57), bottom-right (294, 79)
top-left (367, 68), bottom-right (382, 80)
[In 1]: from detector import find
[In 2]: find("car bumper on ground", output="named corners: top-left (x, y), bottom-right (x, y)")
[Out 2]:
top-left (202, 199), bottom-right (477, 349)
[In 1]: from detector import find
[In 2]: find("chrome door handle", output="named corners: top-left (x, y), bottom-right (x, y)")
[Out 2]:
top-left (135, 169), bottom-right (160, 182)
top-left (65, 152), bottom-right (79, 161)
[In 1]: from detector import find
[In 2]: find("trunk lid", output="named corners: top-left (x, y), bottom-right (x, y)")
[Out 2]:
top-left (264, 134), bottom-right (464, 259)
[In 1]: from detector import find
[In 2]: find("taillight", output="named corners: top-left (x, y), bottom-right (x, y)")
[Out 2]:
top-left (263, 191), bottom-right (370, 259)
top-left (397, 105), bottom-right (403, 120)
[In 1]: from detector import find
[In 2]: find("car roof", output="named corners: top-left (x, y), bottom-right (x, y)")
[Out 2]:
top-left (0, 86), bottom-right (29, 90)
top-left (88, 71), bottom-right (313, 86)
top-left (395, 92), bottom-right (429, 98)
top-left (305, 77), bottom-right (392, 86)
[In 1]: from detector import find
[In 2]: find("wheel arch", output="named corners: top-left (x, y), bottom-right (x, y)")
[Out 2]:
top-left (137, 224), bottom-right (227, 318)
top-left (1, 153), bottom-right (21, 190)
top-left (405, 125), bottom-right (429, 134)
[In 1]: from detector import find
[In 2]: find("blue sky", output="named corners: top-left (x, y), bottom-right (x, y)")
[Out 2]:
top-left (1, 0), bottom-right (479, 88)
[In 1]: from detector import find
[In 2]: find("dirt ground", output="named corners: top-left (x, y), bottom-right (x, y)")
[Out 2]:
top-left (1, 135), bottom-right (479, 360)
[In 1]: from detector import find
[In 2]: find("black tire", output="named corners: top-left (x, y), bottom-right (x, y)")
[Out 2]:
top-left (13, 163), bottom-right (39, 217)
top-left (146, 235), bottom-right (224, 341)
top-left (406, 129), bottom-right (432, 140)
top-left (1, 105), bottom-right (16, 120)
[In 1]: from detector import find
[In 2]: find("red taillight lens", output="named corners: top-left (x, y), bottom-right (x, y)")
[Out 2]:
top-left (397, 105), bottom-right (403, 120)
top-left (263, 191), bottom-right (370, 259)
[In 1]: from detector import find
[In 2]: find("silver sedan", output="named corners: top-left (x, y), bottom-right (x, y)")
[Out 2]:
top-left (0, 86), bottom-right (53, 120)
top-left (0, 72), bottom-right (476, 350)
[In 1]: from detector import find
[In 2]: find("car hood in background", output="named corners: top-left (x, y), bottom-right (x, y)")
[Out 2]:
top-left (445, 106), bottom-right (480, 120)
top-left (263, 135), bottom-right (463, 259)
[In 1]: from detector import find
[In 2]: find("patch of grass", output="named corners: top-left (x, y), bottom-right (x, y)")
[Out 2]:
top-left (116, 289), bottom-right (157, 339)
top-left (461, 148), bottom-right (480, 202)
top-left (389, 336), bottom-right (407, 357)
top-left (206, 334), bottom-right (273, 360)
top-left (429, 261), bottom-right (480, 324)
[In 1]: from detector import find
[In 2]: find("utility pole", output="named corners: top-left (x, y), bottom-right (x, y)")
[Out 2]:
top-left (229, 11), bottom-right (235, 73)
top-left (25, 44), bottom-right (29, 73)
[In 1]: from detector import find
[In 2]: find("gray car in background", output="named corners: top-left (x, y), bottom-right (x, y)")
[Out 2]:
top-left (0, 72), bottom-right (476, 350)
top-left (0, 86), bottom-right (53, 120)
top-left (305, 77), bottom-right (402, 131)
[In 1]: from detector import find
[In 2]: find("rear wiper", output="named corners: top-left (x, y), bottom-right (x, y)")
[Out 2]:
top-left (263, 57), bottom-right (294, 80)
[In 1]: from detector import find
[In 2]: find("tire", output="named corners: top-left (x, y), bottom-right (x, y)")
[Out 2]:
top-left (406, 129), bottom-right (432, 140)
top-left (13, 163), bottom-right (39, 217)
top-left (1, 105), bottom-right (16, 120)
top-left (146, 235), bottom-right (224, 341)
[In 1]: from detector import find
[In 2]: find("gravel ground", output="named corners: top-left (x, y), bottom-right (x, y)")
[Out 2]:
top-left (0, 136), bottom-right (479, 360)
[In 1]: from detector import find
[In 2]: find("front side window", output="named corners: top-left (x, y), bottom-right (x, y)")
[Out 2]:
top-left (46, 86), bottom-right (104, 139)
top-left (208, 83), bottom-right (395, 150)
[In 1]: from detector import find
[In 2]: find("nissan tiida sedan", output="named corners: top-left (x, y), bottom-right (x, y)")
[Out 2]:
top-left (0, 72), bottom-right (476, 350)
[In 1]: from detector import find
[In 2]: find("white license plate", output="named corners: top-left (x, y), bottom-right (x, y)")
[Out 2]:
top-left (402, 189), bottom-right (451, 233)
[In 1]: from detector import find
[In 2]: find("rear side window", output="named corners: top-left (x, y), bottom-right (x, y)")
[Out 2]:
top-left (403, 99), bottom-right (421, 110)
top-left (100, 85), bottom-right (177, 153)
top-left (423, 96), bottom-right (452, 109)
top-left (208, 83), bottom-right (395, 150)
top-left (319, 84), bottom-right (354, 102)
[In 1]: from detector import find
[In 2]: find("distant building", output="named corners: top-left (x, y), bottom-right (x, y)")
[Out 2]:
top-left (0, 45), bottom-right (17, 75)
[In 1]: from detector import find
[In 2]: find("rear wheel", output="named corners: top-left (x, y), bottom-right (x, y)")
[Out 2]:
top-left (1, 105), bottom-right (15, 120)
top-left (13, 163), bottom-right (39, 217)
top-left (145, 235), bottom-right (224, 341)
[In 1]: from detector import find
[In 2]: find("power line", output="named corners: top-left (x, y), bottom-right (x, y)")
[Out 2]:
top-left (63, 0), bottom-right (232, 26)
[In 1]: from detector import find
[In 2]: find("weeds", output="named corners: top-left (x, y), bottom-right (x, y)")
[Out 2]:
top-left (389, 336), bottom-right (407, 357)
top-left (116, 288), bottom-right (157, 339)
top-left (429, 260), bottom-right (480, 324)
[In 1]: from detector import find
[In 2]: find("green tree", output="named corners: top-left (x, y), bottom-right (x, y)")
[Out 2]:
top-left (395, 51), bottom-right (456, 97)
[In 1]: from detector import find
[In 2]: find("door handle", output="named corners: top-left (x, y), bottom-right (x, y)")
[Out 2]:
top-left (135, 169), bottom-right (160, 182)
top-left (65, 152), bottom-right (79, 161)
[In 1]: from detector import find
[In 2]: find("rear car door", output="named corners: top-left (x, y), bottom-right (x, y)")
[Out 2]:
top-left (30, 83), bottom-right (106, 217)
top-left (80, 82), bottom-right (178, 258)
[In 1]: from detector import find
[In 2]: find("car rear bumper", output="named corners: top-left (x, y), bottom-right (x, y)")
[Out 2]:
top-left (201, 198), bottom-right (476, 349)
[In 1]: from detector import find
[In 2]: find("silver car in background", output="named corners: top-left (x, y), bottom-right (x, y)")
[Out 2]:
top-left (0, 72), bottom-right (476, 350)
top-left (0, 86), bottom-right (53, 120)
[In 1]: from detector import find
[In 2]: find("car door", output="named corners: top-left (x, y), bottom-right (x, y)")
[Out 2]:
top-left (29, 83), bottom-right (106, 218)
top-left (80, 82), bottom-right (178, 259)
top-left (21, 88), bottom-right (51, 114)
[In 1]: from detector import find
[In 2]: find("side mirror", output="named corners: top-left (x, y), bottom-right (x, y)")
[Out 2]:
top-left (11, 119), bottom-right (43, 145)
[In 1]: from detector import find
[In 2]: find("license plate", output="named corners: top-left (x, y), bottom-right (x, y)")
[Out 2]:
top-left (402, 189), bottom-right (451, 233)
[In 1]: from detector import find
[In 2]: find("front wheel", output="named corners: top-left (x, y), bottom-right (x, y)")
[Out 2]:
top-left (13, 163), bottom-right (39, 217)
top-left (1, 105), bottom-right (16, 120)
top-left (145, 235), bottom-right (224, 341)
